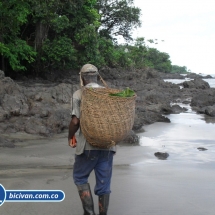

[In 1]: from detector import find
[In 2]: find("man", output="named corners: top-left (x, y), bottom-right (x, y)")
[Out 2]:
top-left (68, 64), bottom-right (116, 215)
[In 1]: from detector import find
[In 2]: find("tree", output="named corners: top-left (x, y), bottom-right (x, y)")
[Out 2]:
top-left (1, 0), bottom-right (179, 76)
top-left (97, 0), bottom-right (141, 41)
top-left (125, 37), bottom-right (148, 68)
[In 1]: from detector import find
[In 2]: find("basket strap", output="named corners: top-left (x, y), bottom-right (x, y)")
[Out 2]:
top-left (98, 73), bottom-right (108, 88)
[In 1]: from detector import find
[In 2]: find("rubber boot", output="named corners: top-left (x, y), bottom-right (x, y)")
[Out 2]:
top-left (98, 194), bottom-right (110, 215)
top-left (77, 183), bottom-right (96, 215)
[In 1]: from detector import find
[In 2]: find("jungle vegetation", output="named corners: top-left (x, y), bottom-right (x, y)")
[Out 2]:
top-left (0, 0), bottom-right (188, 77)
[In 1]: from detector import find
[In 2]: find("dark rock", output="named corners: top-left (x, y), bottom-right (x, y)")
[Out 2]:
top-left (193, 107), bottom-right (206, 114)
top-left (0, 107), bottom-right (10, 122)
top-left (171, 105), bottom-right (188, 114)
top-left (133, 114), bottom-right (144, 131)
top-left (186, 73), bottom-right (207, 79)
top-left (1, 67), bottom-right (215, 139)
top-left (204, 116), bottom-right (215, 124)
top-left (197, 147), bottom-right (208, 151)
top-left (203, 75), bottom-right (213, 79)
top-left (182, 100), bottom-right (190, 104)
top-left (0, 77), bottom-right (29, 117)
top-left (119, 130), bottom-right (139, 145)
top-left (29, 102), bottom-right (51, 118)
top-left (46, 109), bottom-right (71, 133)
top-left (205, 105), bottom-right (215, 117)
top-left (191, 90), bottom-right (215, 108)
top-left (25, 117), bottom-right (50, 135)
top-left (133, 107), bottom-right (170, 130)
top-left (146, 69), bottom-right (160, 79)
top-left (154, 152), bottom-right (169, 160)
top-left (5, 117), bottom-right (26, 133)
top-left (183, 78), bottom-right (210, 89)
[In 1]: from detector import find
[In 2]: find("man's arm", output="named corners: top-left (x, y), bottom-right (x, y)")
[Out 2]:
top-left (68, 115), bottom-right (80, 148)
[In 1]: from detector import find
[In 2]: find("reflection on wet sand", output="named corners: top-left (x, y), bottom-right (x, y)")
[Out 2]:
top-left (139, 103), bottom-right (215, 164)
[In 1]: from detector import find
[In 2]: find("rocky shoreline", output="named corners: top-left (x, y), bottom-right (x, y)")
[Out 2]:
top-left (0, 69), bottom-right (215, 147)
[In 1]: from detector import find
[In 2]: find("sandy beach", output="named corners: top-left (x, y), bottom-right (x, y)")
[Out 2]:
top-left (1, 106), bottom-right (215, 215)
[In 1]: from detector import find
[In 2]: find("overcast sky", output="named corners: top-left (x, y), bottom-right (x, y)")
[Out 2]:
top-left (132, 0), bottom-right (215, 75)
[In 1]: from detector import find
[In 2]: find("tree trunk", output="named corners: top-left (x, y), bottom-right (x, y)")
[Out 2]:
top-left (35, 21), bottom-right (49, 52)
top-left (34, 21), bottom-right (49, 74)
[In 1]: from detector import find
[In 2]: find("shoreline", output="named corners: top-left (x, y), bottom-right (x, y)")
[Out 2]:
top-left (1, 103), bottom-right (215, 168)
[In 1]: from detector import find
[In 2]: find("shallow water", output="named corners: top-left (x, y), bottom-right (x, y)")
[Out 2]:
top-left (139, 103), bottom-right (215, 164)
top-left (140, 77), bottom-right (215, 164)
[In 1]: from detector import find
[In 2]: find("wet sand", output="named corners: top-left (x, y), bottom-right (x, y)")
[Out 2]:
top-left (0, 138), bottom-right (215, 215)
top-left (1, 104), bottom-right (215, 215)
top-left (1, 160), bottom-right (215, 215)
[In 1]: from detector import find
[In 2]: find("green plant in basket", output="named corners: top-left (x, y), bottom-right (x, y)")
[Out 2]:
top-left (109, 87), bottom-right (135, 97)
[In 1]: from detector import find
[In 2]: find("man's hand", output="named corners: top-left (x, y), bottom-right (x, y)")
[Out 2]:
top-left (68, 136), bottom-right (77, 148)
top-left (68, 116), bottom-right (79, 148)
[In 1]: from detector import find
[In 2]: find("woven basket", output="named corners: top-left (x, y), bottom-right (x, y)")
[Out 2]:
top-left (80, 87), bottom-right (136, 148)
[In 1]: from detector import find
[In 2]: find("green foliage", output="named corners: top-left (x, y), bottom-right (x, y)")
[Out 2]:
top-left (0, 43), bottom-right (9, 55)
top-left (145, 48), bottom-right (172, 72)
top-left (0, 0), bottom-right (30, 38)
top-left (109, 87), bottom-right (135, 97)
top-left (30, 0), bottom-right (61, 22)
top-left (0, 0), bottom-right (187, 76)
top-left (66, 0), bottom-right (101, 68)
top-left (41, 37), bottom-right (77, 69)
top-left (0, 0), bottom-right (33, 71)
top-left (0, 40), bottom-right (36, 71)
top-left (97, 38), bottom-right (131, 67)
top-left (104, 37), bottom-right (172, 72)
top-left (51, 15), bottom-right (70, 33)
top-left (97, 0), bottom-right (141, 41)
top-left (171, 65), bottom-right (188, 73)
top-left (96, 36), bottom-right (172, 71)
top-left (97, 38), bottom-right (113, 66)
top-left (113, 46), bottom-right (132, 68)
top-left (126, 37), bottom-right (148, 68)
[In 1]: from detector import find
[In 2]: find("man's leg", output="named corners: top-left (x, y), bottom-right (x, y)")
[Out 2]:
top-left (98, 194), bottom-right (110, 215)
top-left (73, 151), bottom-right (98, 215)
top-left (77, 183), bottom-right (96, 215)
top-left (94, 151), bottom-right (114, 215)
